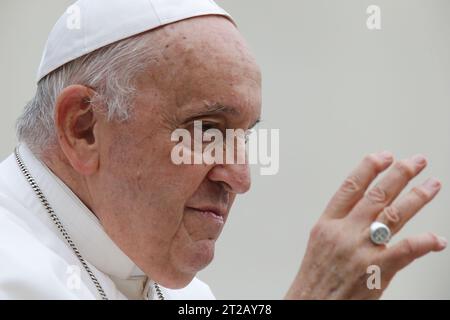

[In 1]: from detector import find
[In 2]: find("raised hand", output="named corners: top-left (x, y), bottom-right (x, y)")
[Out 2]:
top-left (285, 152), bottom-right (447, 299)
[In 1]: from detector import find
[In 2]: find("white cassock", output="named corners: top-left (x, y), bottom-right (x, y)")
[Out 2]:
top-left (0, 144), bottom-right (215, 300)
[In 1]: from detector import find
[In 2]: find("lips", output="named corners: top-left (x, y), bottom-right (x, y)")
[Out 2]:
top-left (186, 206), bottom-right (226, 224)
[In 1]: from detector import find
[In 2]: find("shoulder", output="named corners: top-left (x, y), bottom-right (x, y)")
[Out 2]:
top-left (0, 205), bottom-right (93, 299)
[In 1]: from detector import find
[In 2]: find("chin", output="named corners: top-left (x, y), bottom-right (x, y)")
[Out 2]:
top-left (185, 238), bottom-right (216, 270)
top-left (160, 239), bottom-right (216, 289)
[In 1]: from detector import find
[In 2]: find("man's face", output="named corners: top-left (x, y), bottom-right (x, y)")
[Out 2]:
top-left (91, 16), bottom-right (261, 288)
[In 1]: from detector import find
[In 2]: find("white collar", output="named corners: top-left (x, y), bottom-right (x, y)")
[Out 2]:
top-left (18, 144), bottom-right (147, 290)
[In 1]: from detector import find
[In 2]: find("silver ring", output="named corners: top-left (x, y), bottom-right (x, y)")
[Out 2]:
top-left (370, 222), bottom-right (391, 245)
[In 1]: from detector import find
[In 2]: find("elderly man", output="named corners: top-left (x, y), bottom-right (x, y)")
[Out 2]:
top-left (0, 0), bottom-right (446, 300)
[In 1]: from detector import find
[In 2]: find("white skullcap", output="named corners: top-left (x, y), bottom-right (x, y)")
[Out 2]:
top-left (36, 0), bottom-right (233, 83)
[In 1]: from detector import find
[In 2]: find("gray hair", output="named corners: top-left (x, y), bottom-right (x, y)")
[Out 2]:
top-left (16, 32), bottom-right (156, 156)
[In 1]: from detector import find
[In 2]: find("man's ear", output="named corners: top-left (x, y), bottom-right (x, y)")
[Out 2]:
top-left (54, 84), bottom-right (101, 175)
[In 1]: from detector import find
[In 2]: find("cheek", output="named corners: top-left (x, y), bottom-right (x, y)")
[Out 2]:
top-left (101, 139), bottom-right (212, 233)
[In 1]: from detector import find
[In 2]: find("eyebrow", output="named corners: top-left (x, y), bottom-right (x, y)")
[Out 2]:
top-left (183, 102), bottom-right (261, 129)
top-left (187, 102), bottom-right (240, 118)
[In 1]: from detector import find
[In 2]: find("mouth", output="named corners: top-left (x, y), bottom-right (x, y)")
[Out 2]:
top-left (186, 206), bottom-right (226, 224)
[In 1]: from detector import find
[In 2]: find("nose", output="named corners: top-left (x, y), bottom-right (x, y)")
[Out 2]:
top-left (207, 163), bottom-right (251, 194)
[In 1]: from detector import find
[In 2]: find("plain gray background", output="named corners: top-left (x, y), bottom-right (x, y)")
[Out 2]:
top-left (1, 0), bottom-right (449, 299)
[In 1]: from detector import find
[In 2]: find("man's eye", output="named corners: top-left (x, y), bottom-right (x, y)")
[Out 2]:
top-left (201, 123), bottom-right (217, 132)
top-left (193, 121), bottom-right (219, 133)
